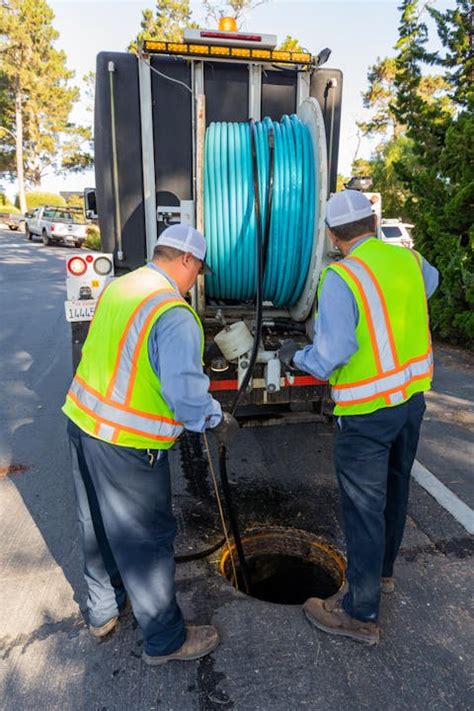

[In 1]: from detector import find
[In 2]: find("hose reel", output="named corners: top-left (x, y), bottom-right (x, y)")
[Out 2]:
top-left (204, 97), bottom-right (328, 321)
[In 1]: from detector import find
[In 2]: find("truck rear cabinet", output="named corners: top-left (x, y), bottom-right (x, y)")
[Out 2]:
top-left (93, 35), bottom-right (343, 417)
top-left (95, 52), bottom-right (146, 269)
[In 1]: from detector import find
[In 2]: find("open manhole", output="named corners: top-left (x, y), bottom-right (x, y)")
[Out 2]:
top-left (219, 526), bottom-right (346, 605)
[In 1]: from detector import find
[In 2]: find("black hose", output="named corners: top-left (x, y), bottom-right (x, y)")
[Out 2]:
top-left (177, 124), bottom-right (275, 581)
top-left (213, 121), bottom-right (275, 593)
top-left (175, 535), bottom-right (227, 563)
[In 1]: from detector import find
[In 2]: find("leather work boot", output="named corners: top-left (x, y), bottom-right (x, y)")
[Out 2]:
top-left (142, 625), bottom-right (219, 666)
top-left (89, 616), bottom-right (119, 638)
top-left (88, 598), bottom-right (131, 639)
top-left (303, 593), bottom-right (380, 646)
top-left (381, 577), bottom-right (395, 594)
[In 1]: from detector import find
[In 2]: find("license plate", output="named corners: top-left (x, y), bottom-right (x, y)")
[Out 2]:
top-left (64, 299), bottom-right (96, 322)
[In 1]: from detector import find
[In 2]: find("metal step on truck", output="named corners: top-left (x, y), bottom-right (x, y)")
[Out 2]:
top-left (66, 18), bottom-right (344, 426)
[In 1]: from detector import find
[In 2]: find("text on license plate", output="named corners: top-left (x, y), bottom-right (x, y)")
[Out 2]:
top-left (64, 299), bottom-right (96, 322)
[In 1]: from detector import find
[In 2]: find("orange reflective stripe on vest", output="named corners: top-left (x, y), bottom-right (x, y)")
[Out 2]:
top-left (61, 263), bottom-right (207, 448)
top-left (329, 248), bottom-right (432, 410)
top-left (68, 376), bottom-right (182, 442)
top-left (105, 288), bottom-right (178, 402)
top-left (332, 351), bottom-right (433, 406)
top-left (337, 256), bottom-right (402, 405)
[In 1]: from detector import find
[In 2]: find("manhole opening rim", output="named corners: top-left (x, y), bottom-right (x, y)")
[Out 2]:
top-left (219, 525), bottom-right (346, 586)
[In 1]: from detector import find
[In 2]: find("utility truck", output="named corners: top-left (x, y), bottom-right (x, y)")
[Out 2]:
top-left (69, 18), bottom-right (344, 425)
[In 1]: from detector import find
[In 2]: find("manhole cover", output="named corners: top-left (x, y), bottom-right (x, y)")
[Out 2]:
top-left (219, 526), bottom-right (346, 605)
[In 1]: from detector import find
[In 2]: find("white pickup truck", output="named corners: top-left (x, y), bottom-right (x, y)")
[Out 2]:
top-left (25, 206), bottom-right (87, 247)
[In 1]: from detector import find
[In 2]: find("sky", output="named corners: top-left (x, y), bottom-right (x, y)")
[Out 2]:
top-left (5, 0), bottom-right (450, 198)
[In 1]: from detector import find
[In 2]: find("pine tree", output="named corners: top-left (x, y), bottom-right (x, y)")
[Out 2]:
top-left (0, 0), bottom-right (92, 211)
top-left (393, 0), bottom-right (474, 343)
top-left (427, 0), bottom-right (473, 108)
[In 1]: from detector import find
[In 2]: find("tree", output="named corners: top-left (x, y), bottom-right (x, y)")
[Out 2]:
top-left (202, 1), bottom-right (268, 26)
top-left (369, 138), bottom-right (416, 219)
top-left (358, 55), bottom-right (451, 143)
top-left (358, 57), bottom-right (401, 140)
top-left (336, 174), bottom-right (349, 192)
top-left (0, 0), bottom-right (92, 212)
top-left (129, 0), bottom-right (197, 51)
top-left (392, 0), bottom-right (474, 344)
top-left (351, 158), bottom-right (373, 178)
top-left (427, 0), bottom-right (473, 108)
top-left (392, 0), bottom-right (451, 148)
top-left (277, 35), bottom-right (304, 52)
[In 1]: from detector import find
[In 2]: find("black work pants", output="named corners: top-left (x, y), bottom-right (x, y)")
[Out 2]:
top-left (334, 393), bottom-right (426, 622)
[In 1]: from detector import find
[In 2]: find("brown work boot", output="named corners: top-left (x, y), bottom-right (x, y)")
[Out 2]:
top-left (89, 615), bottom-right (119, 638)
top-left (88, 598), bottom-right (131, 638)
top-left (142, 625), bottom-right (219, 666)
top-left (303, 594), bottom-right (380, 645)
top-left (381, 577), bottom-right (395, 594)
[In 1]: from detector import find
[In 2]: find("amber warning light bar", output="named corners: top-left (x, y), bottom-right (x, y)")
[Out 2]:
top-left (143, 40), bottom-right (312, 66)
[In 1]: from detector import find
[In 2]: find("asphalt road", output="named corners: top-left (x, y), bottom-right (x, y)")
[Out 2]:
top-left (0, 226), bottom-right (472, 710)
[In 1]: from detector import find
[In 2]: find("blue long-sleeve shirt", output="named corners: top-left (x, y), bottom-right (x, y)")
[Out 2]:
top-left (146, 264), bottom-right (222, 432)
top-left (293, 239), bottom-right (439, 381)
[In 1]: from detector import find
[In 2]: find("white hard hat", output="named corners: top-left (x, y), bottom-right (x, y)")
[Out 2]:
top-left (157, 223), bottom-right (212, 274)
top-left (326, 190), bottom-right (374, 228)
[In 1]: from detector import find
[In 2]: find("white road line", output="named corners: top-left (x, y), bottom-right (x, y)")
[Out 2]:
top-left (411, 460), bottom-right (474, 535)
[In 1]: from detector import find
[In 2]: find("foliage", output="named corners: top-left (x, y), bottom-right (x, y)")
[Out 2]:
top-left (351, 158), bottom-right (373, 178)
top-left (15, 191), bottom-right (66, 208)
top-left (129, 0), bottom-right (267, 50)
top-left (0, 0), bottom-right (93, 187)
top-left (0, 191), bottom-right (8, 206)
top-left (336, 174), bottom-right (350, 192)
top-left (129, 1), bottom-right (197, 50)
top-left (202, 1), bottom-right (268, 26)
top-left (426, 0), bottom-right (473, 109)
top-left (393, 0), bottom-right (473, 344)
top-left (0, 204), bottom-right (20, 214)
top-left (358, 56), bottom-right (451, 143)
top-left (356, 0), bottom-right (473, 345)
top-left (85, 225), bottom-right (101, 251)
top-left (358, 57), bottom-right (401, 140)
top-left (66, 193), bottom-right (84, 207)
top-left (369, 138), bottom-right (416, 220)
top-left (277, 35), bottom-right (304, 52)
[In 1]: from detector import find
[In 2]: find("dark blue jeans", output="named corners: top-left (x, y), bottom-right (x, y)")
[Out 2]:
top-left (67, 420), bottom-right (186, 656)
top-left (334, 393), bottom-right (426, 623)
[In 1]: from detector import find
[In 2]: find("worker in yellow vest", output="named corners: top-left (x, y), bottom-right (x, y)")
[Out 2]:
top-left (280, 190), bottom-right (438, 645)
top-left (63, 224), bottom-right (237, 665)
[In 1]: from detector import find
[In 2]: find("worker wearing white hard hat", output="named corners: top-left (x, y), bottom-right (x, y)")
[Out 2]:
top-left (280, 190), bottom-right (439, 645)
top-left (63, 223), bottom-right (237, 665)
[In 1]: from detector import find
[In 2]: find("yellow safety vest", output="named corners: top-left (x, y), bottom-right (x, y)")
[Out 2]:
top-left (62, 266), bottom-right (204, 448)
top-left (319, 238), bottom-right (433, 416)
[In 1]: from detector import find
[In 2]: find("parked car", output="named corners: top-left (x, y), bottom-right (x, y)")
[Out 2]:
top-left (25, 206), bottom-right (87, 247)
top-left (380, 219), bottom-right (414, 249)
top-left (2, 212), bottom-right (26, 231)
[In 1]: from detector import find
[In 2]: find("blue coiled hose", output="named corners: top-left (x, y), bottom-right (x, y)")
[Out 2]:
top-left (204, 115), bottom-right (316, 307)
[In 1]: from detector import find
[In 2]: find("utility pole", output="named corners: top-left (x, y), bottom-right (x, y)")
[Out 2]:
top-left (14, 81), bottom-right (27, 214)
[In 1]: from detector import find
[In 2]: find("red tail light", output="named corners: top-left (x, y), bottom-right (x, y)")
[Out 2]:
top-left (67, 256), bottom-right (87, 276)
